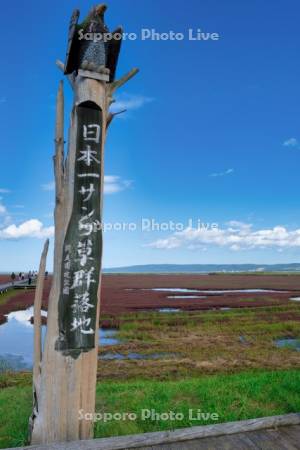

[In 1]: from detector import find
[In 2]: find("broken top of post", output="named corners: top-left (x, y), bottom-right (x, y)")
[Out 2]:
top-left (57, 3), bottom-right (138, 91)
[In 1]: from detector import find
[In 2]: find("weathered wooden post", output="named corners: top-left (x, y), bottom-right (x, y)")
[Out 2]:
top-left (30, 4), bottom-right (138, 444)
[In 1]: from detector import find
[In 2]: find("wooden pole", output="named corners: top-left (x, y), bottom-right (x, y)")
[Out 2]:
top-left (54, 80), bottom-right (64, 204)
top-left (29, 238), bottom-right (49, 438)
top-left (30, 5), bottom-right (138, 442)
top-left (30, 68), bottom-right (138, 444)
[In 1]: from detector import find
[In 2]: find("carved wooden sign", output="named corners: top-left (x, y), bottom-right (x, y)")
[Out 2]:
top-left (29, 4), bottom-right (138, 443)
top-left (56, 102), bottom-right (102, 356)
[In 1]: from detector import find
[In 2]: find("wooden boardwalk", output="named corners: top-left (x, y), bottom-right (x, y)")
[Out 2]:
top-left (10, 413), bottom-right (300, 450)
top-left (0, 279), bottom-right (29, 293)
top-left (138, 425), bottom-right (300, 449)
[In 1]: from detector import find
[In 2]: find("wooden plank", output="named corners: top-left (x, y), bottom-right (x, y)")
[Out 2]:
top-left (224, 432), bottom-right (260, 450)
top-left (210, 434), bottom-right (259, 450)
top-left (245, 428), bottom-right (298, 450)
top-left (269, 427), bottom-right (300, 450)
top-left (124, 425), bottom-right (300, 450)
top-left (142, 426), bottom-right (300, 450)
top-left (138, 433), bottom-right (261, 450)
top-left (9, 413), bottom-right (300, 450)
top-left (279, 424), bottom-right (300, 448)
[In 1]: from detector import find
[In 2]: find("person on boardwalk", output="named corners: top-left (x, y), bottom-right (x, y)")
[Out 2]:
top-left (11, 272), bottom-right (16, 286)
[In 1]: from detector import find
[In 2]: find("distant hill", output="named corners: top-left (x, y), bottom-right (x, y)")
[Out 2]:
top-left (103, 264), bottom-right (300, 274)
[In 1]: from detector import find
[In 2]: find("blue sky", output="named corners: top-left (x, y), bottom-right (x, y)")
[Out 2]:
top-left (0, 0), bottom-right (300, 271)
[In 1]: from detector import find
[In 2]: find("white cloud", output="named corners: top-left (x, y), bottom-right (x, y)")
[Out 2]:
top-left (0, 215), bottom-right (12, 228)
top-left (41, 182), bottom-right (55, 191)
top-left (0, 188), bottom-right (11, 193)
top-left (0, 204), bottom-right (7, 214)
top-left (226, 220), bottom-right (252, 233)
top-left (110, 93), bottom-right (154, 114)
top-left (0, 219), bottom-right (54, 240)
top-left (209, 168), bottom-right (234, 177)
top-left (283, 137), bottom-right (299, 148)
top-left (42, 176), bottom-right (132, 195)
top-left (148, 222), bottom-right (300, 251)
top-left (104, 176), bottom-right (132, 194)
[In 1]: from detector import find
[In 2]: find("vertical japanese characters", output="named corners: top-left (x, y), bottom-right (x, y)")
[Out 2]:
top-left (56, 103), bottom-right (102, 356)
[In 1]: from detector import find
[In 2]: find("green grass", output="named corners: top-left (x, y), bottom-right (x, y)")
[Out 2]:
top-left (0, 288), bottom-right (21, 307)
top-left (97, 303), bottom-right (300, 381)
top-left (0, 369), bottom-right (299, 448)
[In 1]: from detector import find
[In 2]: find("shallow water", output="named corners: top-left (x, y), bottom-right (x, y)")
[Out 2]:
top-left (150, 288), bottom-right (202, 293)
top-left (100, 329), bottom-right (120, 346)
top-left (158, 308), bottom-right (181, 313)
top-left (0, 307), bottom-right (120, 372)
top-left (0, 307), bottom-right (47, 370)
top-left (275, 338), bottom-right (300, 351)
top-left (148, 288), bottom-right (285, 294)
top-left (167, 295), bottom-right (207, 299)
top-left (193, 289), bottom-right (285, 294)
top-left (289, 297), bottom-right (300, 302)
top-left (239, 335), bottom-right (248, 344)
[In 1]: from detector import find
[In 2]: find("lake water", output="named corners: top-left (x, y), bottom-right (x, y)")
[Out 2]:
top-left (275, 338), bottom-right (300, 351)
top-left (151, 288), bottom-right (203, 293)
top-left (158, 308), bottom-right (181, 313)
top-left (167, 296), bottom-right (207, 299)
top-left (148, 288), bottom-right (285, 294)
top-left (0, 307), bottom-right (120, 372)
